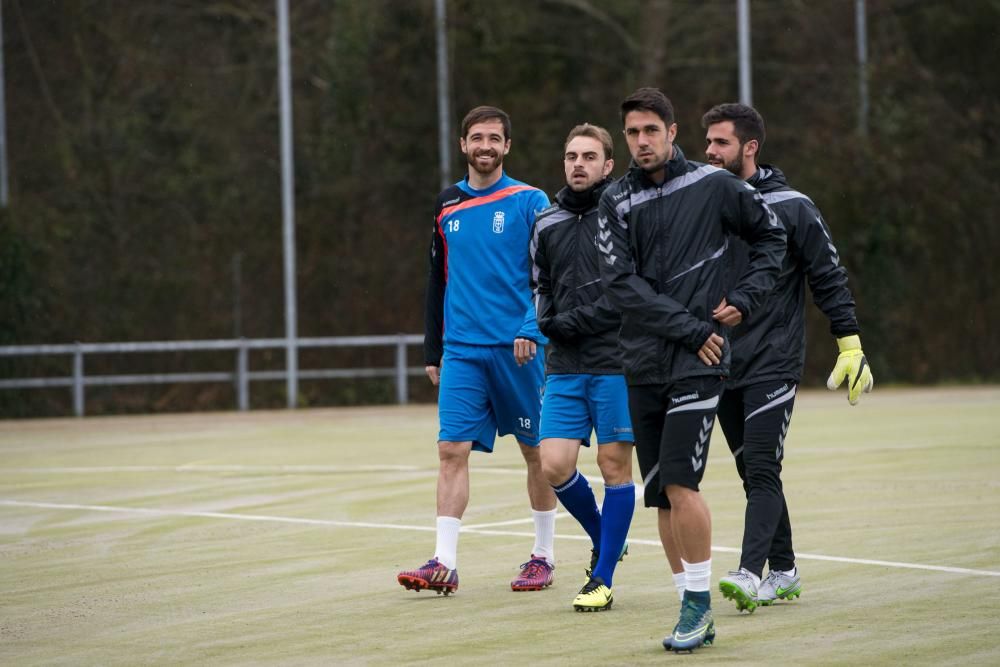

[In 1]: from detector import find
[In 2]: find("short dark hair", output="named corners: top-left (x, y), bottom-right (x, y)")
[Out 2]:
top-left (620, 87), bottom-right (675, 126)
top-left (461, 106), bottom-right (512, 141)
top-left (701, 103), bottom-right (766, 150)
top-left (565, 123), bottom-right (614, 160)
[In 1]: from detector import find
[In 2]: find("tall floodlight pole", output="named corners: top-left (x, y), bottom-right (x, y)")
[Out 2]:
top-left (276, 0), bottom-right (298, 408)
top-left (435, 0), bottom-right (452, 190)
top-left (856, 0), bottom-right (869, 138)
top-left (737, 0), bottom-right (752, 106)
top-left (0, 1), bottom-right (9, 206)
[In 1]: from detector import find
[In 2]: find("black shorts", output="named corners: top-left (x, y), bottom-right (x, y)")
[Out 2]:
top-left (629, 376), bottom-right (724, 509)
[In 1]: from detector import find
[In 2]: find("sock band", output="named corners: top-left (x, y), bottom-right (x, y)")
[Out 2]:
top-left (672, 571), bottom-right (687, 602)
top-left (552, 469), bottom-right (602, 549)
top-left (434, 516), bottom-right (462, 570)
top-left (591, 481), bottom-right (635, 587)
top-left (553, 470), bottom-right (582, 494)
top-left (684, 558), bottom-right (712, 593)
top-left (531, 508), bottom-right (558, 562)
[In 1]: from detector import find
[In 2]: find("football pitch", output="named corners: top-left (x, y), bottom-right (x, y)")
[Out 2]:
top-left (1, 387), bottom-right (998, 665)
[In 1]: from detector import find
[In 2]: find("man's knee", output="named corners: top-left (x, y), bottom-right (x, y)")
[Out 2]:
top-left (540, 457), bottom-right (573, 487)
top-left (518, 440), bottom-right (542, 464)
top-left (742, 452), bottom-right (782, 491)
top-left (664, 483), bottom-right (700, 510)
top-left (597, 442), bottom-right (633, 485)
top-left (536, 441), bottom-right (576, 486)
top-left (537, 439), bottom-right (576, 485)
top-left (438, 441), bottom-right (471, 473)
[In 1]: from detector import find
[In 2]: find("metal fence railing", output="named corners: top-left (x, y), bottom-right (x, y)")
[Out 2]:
top-left (0, 335), bottom-right (424, 417)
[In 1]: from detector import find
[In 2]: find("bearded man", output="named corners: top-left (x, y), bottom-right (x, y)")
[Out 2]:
top-left (398, 105), bottom-right (559, 595)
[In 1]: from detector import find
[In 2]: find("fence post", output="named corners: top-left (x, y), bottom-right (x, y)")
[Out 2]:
top-left (395, 333), bottom-right (408, 405)
top-left (72, 343), bottom-right (85, 417)
top-left (237, 338), bottom-right (249, 411)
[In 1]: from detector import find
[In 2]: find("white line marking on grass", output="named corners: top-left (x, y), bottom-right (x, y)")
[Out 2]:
top-left (463, 513), bottom-right (573, 529)
top-left (0, 499), bottom-right (436, 532)
top-left (2, 465), bottom-right (648, 502)
top-left (4, 499), bottom-right (999, 578)
top-left (2, 464), bottom-right (426, 474)
top-left (786, 550), bottom-right (1000, 577)
top-left (3, 464), bottom-right (597, 481)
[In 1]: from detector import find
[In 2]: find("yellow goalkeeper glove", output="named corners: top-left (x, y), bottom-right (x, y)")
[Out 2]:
top-left (826, 335), bottom-right (874, 405)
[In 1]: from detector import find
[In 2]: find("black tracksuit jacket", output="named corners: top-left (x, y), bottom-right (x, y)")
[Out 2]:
top-left (597, 146), bottom-right (787, 386)
top-left (530, 179), bottom-right (622, 375)
top-left (724, 165), bottom-right (860, 388)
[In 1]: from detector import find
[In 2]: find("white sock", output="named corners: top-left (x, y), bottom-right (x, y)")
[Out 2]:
top-left (779, 566), bottom-right (797, 577)
top-left (531, 508), bottom-right (557, 562)
top-left (672, 571), bottom-right (687, 601)
top-left (434, 516), bottom-right (461, 570)
top-left (684, 558), bottom-right (712, 593)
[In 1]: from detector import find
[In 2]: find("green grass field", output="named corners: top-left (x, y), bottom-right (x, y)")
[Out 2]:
top-left (2, 387), bottom-right (999, 665)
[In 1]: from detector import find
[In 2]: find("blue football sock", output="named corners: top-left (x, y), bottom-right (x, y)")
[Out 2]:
top-left (592, 481), bottom-right (635, 587)
top-left (552, 470), bottom-right (602, 549)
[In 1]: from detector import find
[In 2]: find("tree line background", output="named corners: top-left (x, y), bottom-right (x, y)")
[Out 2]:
top-left (1, 0), bottom-right (998, 417)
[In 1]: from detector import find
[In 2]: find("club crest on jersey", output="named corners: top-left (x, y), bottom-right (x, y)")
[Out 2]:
top-left (492, 210), bottom-right (505, 233)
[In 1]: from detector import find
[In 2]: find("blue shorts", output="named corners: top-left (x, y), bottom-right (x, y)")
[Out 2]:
top-left (539, 374), bottom-right (634, 446)
top-left (437, 343), bottom-right (545, 452)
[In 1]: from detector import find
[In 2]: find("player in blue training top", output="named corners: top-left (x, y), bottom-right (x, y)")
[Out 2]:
top-left (531, 124), bottom-right (635, 613)
top-left (397, 106), bottom-right (559, 595)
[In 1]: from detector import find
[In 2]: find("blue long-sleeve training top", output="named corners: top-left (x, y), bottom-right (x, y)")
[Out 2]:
top-left (424, 172), bottom-right (550, 365)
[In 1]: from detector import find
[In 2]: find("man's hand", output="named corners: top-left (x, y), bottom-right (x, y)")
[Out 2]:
top-left (712, 297), bottom-right (743, 326)
top-left (513, 338), bottom-right (537, 366)
top-left (425, 365), bottom-right (440, 386)
top-left (826, 335), bottom-right (874, 405)
top-left (697, 332), bottom-right (725, 366)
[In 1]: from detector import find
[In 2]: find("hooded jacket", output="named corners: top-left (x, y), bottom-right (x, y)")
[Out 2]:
top-left (530, 179), bottom-right (622, 374)
top-left (597, 146), bottom-right (786, 385)
top-left (724, 165), bottom-right (860, 387)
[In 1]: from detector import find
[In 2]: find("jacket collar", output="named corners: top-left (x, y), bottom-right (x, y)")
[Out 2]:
top-left (556, 178), bottom-right (611, 214)
top-left (628, 144), bottom-right (689, 188)
top-left (747, 163), bottom-right (789, 194)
